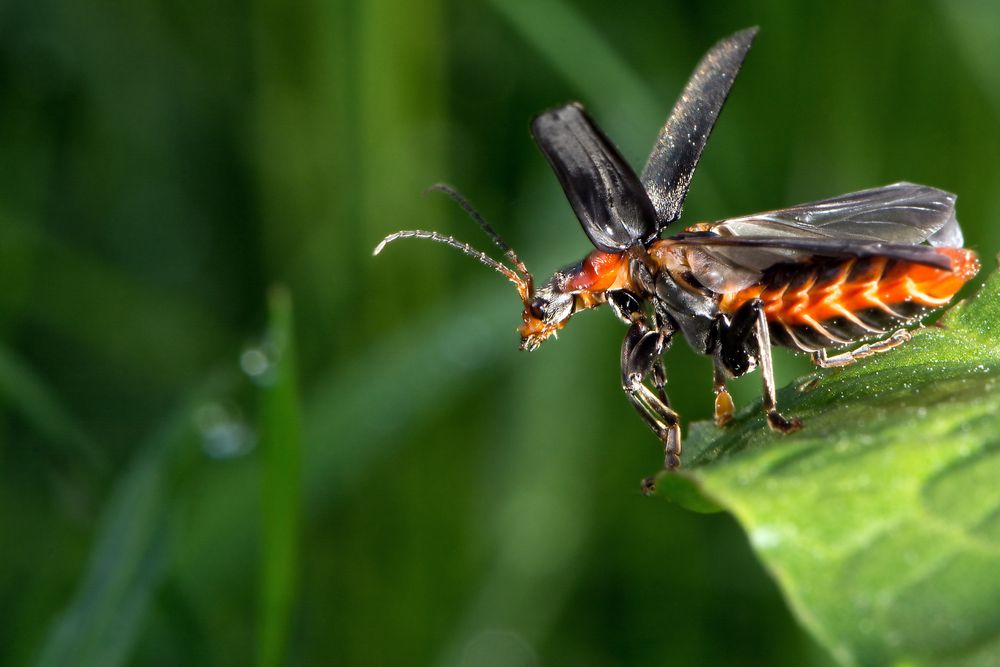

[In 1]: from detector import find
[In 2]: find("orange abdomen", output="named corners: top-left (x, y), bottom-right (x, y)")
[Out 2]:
top-left (719, 248), bottom-right (979, 351)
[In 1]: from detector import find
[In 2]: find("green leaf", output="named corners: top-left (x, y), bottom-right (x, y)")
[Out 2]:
top-left (656, 261), bottom-right (1000, 666)
top-left (256, 286), bottom-right (303, 667)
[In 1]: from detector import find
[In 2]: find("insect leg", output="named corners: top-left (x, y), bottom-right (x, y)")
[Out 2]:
top-left (621, 320), bottom-right (681, 469)
top-left (812, 329), bottom-right (912, 368)
top-left (652, 355), bottom-right (670, 408)
top-left (650, 309), bottom-right (672, 408)
top-left (612, 290), bottom-right (672, 408)
top-left (715, 302), bottom-right (762, 428)
top-left (712, 360), bottom-right (734, 427)
top-left (608, 290), bottom-right (644, 325)
top-left (753, 301), bottom-right (803, 433)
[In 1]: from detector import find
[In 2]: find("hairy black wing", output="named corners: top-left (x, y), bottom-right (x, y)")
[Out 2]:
top-left (670, 182), bottom-right (961, 292)
top-left (532, 103), bottom-right (658, 252)
top-left (641, 27), bottom-right (757, 227)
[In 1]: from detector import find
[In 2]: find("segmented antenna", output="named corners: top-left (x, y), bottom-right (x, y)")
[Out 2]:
top-left (373, 230), bottom-right (530, 300)
top-left (425, 183), bottom-right (532, 285)
top-left (373, 184), bottom-right (536, 303)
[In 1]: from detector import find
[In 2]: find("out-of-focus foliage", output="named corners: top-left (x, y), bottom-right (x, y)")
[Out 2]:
top-left (0, 1), bottom-right (997, 665)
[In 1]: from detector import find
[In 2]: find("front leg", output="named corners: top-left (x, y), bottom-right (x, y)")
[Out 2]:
top-left (612, 290), bottom-right (671, 415)
top-left (621, 319), bottom-right (681, 469)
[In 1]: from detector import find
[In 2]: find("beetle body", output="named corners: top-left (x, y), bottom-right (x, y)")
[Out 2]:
top-left (719, 248), bottom-right (979, 352)
top-left (375, 28), bottom-right (979, 475)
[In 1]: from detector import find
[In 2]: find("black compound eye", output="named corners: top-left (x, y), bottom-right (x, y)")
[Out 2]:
top-left (529, 299), bottom-right (547, 320)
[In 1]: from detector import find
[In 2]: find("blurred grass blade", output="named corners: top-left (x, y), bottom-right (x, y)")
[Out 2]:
top-left (939, 0), bottom-right (1000, 115)
top-left (0, 343), bottom-right (104, 471)
top-left (487, 0), bottom-right (658, 151)
top-left (0, 218), bottom-right (230, 388)
top-left (487, 0), bottom-right (725, 208)
top-left (435, 327), bottom-right (606, 665)
top-left (257, 287), bottom-right (302, 667)
top-left (35, 449), bottom-right (167, 667)
top-left (657, 263), bottom-right (1000, 666)
top-left (33, 384), bottom-right (220, 667)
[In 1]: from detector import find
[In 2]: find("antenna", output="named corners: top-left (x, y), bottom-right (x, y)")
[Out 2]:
top-left (373, 230), bottom-right (531, 303)
top-left (425, 183), bottom-right (532, 287)
top-left (373, 185), bottom-right (536, 303)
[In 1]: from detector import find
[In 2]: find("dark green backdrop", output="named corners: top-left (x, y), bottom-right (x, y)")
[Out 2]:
top-left (2, 0), bottom-right (998, 665)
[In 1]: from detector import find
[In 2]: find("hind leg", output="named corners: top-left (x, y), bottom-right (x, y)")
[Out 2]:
top-left (812, 329), bottom-right (912, 368)
top-left (718, 299), bottom-right (802, 433)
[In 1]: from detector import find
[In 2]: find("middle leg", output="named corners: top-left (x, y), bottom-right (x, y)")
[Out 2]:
top-left (719, 299), bottom-right (802, 433)
top-left (712, 360), bottom-right (735, 427)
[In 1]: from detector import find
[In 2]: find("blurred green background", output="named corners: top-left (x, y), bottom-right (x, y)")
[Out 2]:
top-left (2, 0), bottom-right (999, 665)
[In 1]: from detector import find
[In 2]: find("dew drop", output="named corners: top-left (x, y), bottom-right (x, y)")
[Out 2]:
top-left (240, 344), bottom-right (278, 387)
top-left (194, 402), bottom-right (255, 459)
